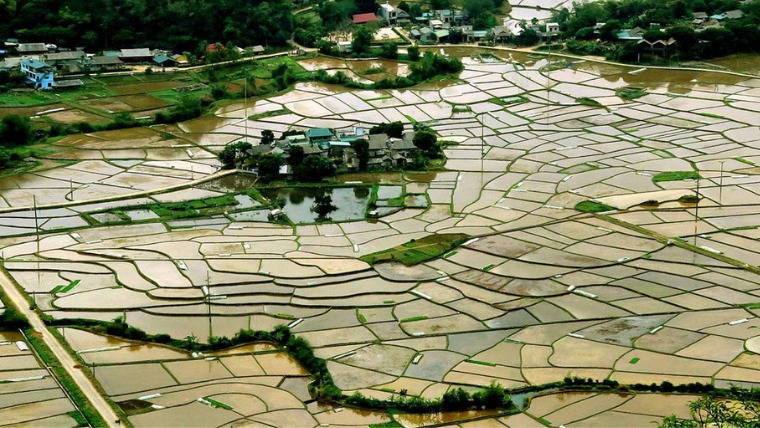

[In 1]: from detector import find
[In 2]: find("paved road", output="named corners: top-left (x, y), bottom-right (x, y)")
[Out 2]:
top-left (0, 268), bottom-right (120, 427)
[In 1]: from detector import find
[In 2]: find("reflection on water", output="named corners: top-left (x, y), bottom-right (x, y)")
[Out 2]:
top-left (259, 186), bottom-right (370, 223)
top-left (198, 174), bottom-right (258, 193)
top-left (395, 409), bottom-right (500, 426)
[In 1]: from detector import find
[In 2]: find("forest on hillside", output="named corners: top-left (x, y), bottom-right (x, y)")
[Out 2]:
top-left (0, 0), bottom-right (297, 52)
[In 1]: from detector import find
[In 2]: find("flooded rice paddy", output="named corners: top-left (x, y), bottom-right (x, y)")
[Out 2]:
top-left (5, 51), bottom-right (760, 425)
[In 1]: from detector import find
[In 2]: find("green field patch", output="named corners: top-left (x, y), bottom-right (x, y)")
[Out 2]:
top-left (736, 157), bottom-right (756, 166)
top-left (383, 299), bottom-right (395, 304)
top-left (615, 87), bottom-right (647, 100)
top-left (60, 279), bottom-right (81, 293)
top-left (699, 112), bottom-right (724, 119)
top-left (380, 387), bottom-right (396, 393)
top-left (576, 97), bottom-right (604, 108)
top-left (370, 422), bottom-right (403, 428)
top-left (203, 397), bottom-right (233, 410)
top-left (575, 200), bottom-right (616, 213)
top-left (466, 359), bottom-right (496, 366)
top-left (725, 226), bottom-right (758, 231)
top-left (400, 315), bottom-right (428, 323)
top-left (51, 285), bottom-right (64, 294)
top-left (652, 171), bottom-right (701, 183)
top-left (248, 109), bottom-right (288, 121)
top-left (359, 233), bottom-right (469, 266)
top-left (443, 250), bottom-right (457, 258)
top-left (116, 399), bottom-right (154, 416)
top-left (483, 264), bottom-right (495, 271)
top-left (629, 357), bottom-right (640, 364)
top-left (358, 313), bottom-right (367, 324)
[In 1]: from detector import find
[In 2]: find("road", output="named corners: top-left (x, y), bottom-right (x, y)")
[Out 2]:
top-left (0, 268), bottom-right (120, 427)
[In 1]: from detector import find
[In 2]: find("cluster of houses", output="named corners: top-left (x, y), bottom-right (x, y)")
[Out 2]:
top-left (250, 126), bottom-right (420, 172)
top-left (348, 2), bottom-right (560, 46)
top-left (0, 40), bottom-right (268, 90)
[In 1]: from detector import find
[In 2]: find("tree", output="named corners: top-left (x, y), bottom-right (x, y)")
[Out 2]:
top-left (413, 129), bottom-right (437, 152)
top-left (599, 19), bottom-right (622, 41)
top-left (258, 153), bottom-right (285, 181)
top-left (431, 0), bottom-right (451, 10)
top-left (218, 141), bottom-right (252, 169)
top-left (409, 3), bottom-right (423, 19)
top-left (464, 0), bottom-right (496, 30)
top-left (397, 1), bottom-right (410, 11)
top-left (0, 115), bottom-right (32, 146)
top-left (261, 130), bottom-right (275, 146)
top-left (380, 42), bottom-right (398, 59)
top-left (370, 122), bottom-right (404, 138)
top-left (289, 145), bottom-right (305, 167)
top-left (292, 155), bottom-right (336, 182)
top-left (312, 193), bottom-right (337, 219)
top-left (352, 139), bottom-right (370, 170)
top-left (352, 25), bottom-right (374, 54)
top-left (407, 45), bottom-right (420, 61)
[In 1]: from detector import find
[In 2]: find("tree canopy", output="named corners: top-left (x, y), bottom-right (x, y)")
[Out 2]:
top-left (0, 0), bottom-right (295, 52)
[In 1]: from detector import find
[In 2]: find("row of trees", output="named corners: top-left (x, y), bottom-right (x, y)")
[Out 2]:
top-left (0, 0), bottom-right (295, 53)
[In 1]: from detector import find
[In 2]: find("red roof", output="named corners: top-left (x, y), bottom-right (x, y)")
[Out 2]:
top-left (353, 13), bottom-right (379, 24)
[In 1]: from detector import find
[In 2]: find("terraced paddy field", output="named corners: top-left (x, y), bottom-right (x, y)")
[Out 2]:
top-left (5, 51), bottom-right (760, 425)
top-left (0, 332), bottom-right (86, 426)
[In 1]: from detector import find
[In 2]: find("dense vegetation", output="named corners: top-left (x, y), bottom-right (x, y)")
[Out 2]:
top-left (0, 0), bottom-right (295, 52)
top-left (554, 0), bottom-right (760, 60)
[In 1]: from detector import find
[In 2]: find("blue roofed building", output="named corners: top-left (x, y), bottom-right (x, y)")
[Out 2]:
top-left (305, 128), bottom-right (334, 143)
top-left (20, 60), bottom-right (54, 89)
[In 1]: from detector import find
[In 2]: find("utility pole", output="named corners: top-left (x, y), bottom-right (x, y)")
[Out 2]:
top-left (719, 161), bottom-right (724, 205)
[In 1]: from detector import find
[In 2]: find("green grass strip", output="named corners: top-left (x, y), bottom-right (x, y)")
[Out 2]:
top-left (736, 157), bottom-right (755, 166)
top-left (203, 397), bottom-right (233, 410)
top-left (51, 285), bottom-right (64, 294)
top-left (275, 313), bottom-right (295, 319)
top-left (25, 331), bottom-right (109, 427)
top-left (652, 171), bottom-right (701, 183)
top-left (60, 279), bottom-right (81, 293)
top-left (575, 200), bottom-right (615, 213)
top-left (466, 359), bottom-right (496, 366)
top-left (483, 264), bottom-right (495, 271)
top-left (400, 315), bottom-right (427, 323)
top-left (629, 357), bottom-right (640, 364)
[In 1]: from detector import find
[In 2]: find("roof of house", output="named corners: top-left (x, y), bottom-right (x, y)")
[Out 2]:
top-left (724, 9), bottom-right (743, 19)
top-left (252, 45), bottom-right (265, 53)
top-left (392, 139), bottom-right (417, 150)
top-left (17, 43), bottom-right (47, 53)
top-left (90, 56), bottom-right (124, 65)
top-left (434, 30), bottom-right (450, 38)
top-left (21, 59), bottom-right (52, 70)
top-left (353, 13), bottom-right (379, 24)
top-left (44, 51), bottom-right (84, 61)
top-left (437, 9), bottom-right (452, 16)
top-left (397, 9), bottom-right (410, 18)
top-left (306, 128), bottom-right (333, 139)
top-left (119, 48), bottom-right (152, 58)
top-left (380, 3), bottom-right (394, 12)
top-left (172, 54), bottom-right (189, 62)
top-left (103, 50), bottom-right (121, 57)
top-left (693, 11), bottom-right (708, 18)
top-left (153, 54), bottom-right (174, 64)
top-left (303, 145), bottom-right (324, 155)
top-left (367, 133), bottom-right (389, 150)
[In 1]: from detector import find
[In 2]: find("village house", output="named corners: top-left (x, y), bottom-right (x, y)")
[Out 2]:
top-left (16, 43), bottom-right (48, 55)
top-left (353, 13), bottom-right (379, 25)
top-left (88, 56), bottom-right (125, 72)
top-left (377, 2), bottom-right (410, 25)
top-left (20, 59), bottom-right (54, 89)
top-left (118, 48), bottom-right (153, 62)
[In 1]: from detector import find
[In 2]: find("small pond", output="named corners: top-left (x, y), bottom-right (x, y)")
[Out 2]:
top-left (259, 186), bottom-right (370, 223)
